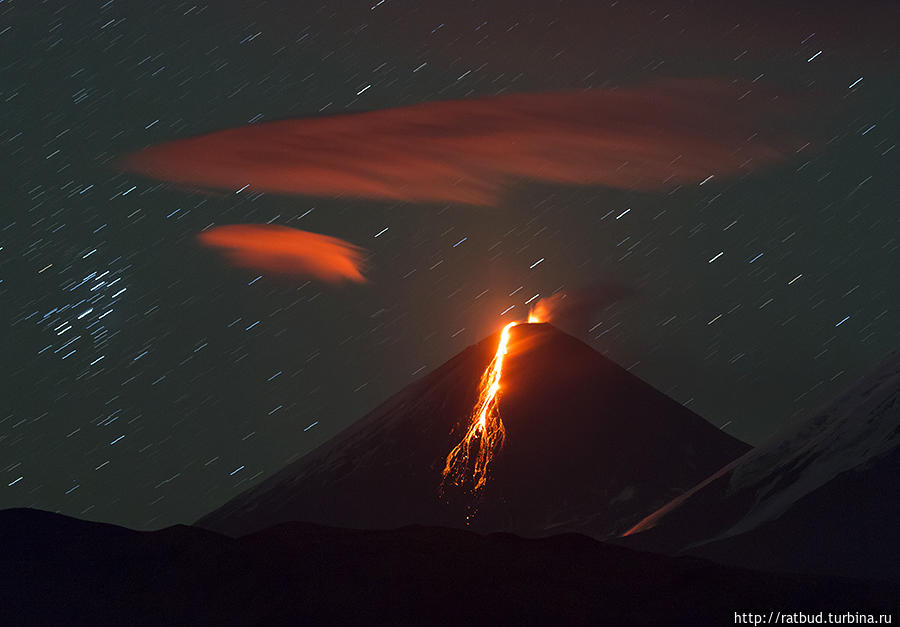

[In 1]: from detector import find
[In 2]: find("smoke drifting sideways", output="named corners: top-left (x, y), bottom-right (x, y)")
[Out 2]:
top-left (118, 80), bottom-right (810, 206)
top-left (530, 282), bottom-right (634, 336)
top-left (197, 225), bottom-right (367, 284)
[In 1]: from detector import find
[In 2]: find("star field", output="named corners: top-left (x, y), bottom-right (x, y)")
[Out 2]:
top-left (2, 0), bottom-right (898, 529)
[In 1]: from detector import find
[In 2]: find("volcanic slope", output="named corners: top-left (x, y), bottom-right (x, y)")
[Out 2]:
top-left (623, 349), bottom-right (900, 583)
top-left (198, 323), bottom-right (749, 538)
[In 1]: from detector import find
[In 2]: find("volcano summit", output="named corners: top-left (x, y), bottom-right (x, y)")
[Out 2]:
top-left (198, 323), bottom-right (748, 539)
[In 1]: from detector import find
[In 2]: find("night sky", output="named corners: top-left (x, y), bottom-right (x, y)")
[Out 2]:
top-left (3, 0), bottom-right (898, 530)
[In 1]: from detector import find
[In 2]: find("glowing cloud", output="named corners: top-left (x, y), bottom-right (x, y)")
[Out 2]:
top-left (119, 80), bottom-right (807, 206)
top-left (197, 224), bottom-right (366, 284)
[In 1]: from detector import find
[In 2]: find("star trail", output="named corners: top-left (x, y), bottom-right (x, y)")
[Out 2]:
top-left (2, 0), bottom-right (898, 530)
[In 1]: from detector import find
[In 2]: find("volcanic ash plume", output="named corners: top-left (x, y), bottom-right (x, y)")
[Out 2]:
top-left (118, 79), bottom-right (809, 206)
top-left (197, 224), bottom-right (366, 284)
top-left (529, 281), bottom-right (633, 334)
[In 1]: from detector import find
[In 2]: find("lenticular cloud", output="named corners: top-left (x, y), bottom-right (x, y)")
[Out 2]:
top-left (197, 225), bottom-right (366, 284)
top-left (120, 79), bottom-right (807, 206)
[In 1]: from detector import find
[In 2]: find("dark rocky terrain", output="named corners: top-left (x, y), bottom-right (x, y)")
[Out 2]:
top-left (2, 508), bottom-right (896, 626)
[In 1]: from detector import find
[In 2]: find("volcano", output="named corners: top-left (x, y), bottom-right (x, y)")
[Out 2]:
top-left (198, 323), bottom-right (749, 538)
top-left (623, 349), bottom-right (900, 583)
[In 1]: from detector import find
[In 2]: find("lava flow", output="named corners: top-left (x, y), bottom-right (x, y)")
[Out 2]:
top-left (442, 305), bottom-right (548, 501)
top-left (441, 321), bottom-right (519, 498)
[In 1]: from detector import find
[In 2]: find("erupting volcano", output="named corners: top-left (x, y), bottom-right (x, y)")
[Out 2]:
top-left (198, 322), bottom-right (749, 540)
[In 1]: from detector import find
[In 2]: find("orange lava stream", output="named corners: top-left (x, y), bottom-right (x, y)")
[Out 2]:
top-left (442, 321), bottom-right (519, 497)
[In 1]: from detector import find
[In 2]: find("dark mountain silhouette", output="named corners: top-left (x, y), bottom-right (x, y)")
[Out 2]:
top-left (622, 349), bottom-right (900, 583)
top-left (198, 323), bottom-right (748, 539)
top-left (2, 508), bottom-right (896, 626)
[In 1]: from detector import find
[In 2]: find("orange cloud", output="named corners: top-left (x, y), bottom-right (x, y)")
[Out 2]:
top-left (119, 80), bottom-right (808, 206)
top-left (197, 225), bottom-right (366, 284)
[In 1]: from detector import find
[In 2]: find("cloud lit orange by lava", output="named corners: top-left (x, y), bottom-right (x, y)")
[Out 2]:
top-left (118, 79), bottom-right (808, 206)
top-left (197, 224), bottom-right (366, 284)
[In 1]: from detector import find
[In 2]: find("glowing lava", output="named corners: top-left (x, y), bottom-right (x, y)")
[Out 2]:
top-left (442, 322), bottom-right (519, 497)
top-left (441, 303), bottom-right (549, 503)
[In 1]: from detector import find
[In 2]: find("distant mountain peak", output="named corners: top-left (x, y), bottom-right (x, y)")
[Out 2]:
top-left (622, 348), bottom-right (900, 583)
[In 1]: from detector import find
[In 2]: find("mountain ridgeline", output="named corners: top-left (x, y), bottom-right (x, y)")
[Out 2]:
top-left (621, 349), bottom-right (900, 583)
